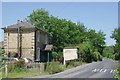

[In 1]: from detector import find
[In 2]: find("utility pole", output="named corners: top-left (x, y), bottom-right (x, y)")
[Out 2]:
top-left (17, 20), bottom-right (20, 57)
top-left (5, 26), bottom-right (8, 78)
top-left (17, 20), bottom-right (22, 58)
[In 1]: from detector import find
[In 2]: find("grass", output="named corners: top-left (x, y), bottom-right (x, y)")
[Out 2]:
top-left (1, 60), bottom-right (86, 78)
top-left (2, 68), bottom-right (49, 78)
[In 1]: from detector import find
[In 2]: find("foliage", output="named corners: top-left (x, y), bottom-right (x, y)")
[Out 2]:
top-left (27, 8), bottom-right (106, 62)
top-left (0, 48), bottom-right (5, 58)
top-left (92, 51), bottom-right (102, 61)
top-left (111, 27), bottom-right (120, 79)
top-left (14, 59), bottom-right (26, 68)
top-left (2, 67), bottom-right (48, 78)
top-left (111, 27), bottom-right (120, 60)
top-left (114, 67), bottom-right (120, 80)
top-left (0, 48), bottom-right (5, 67)
top-left (115, 53), bottom-right (120, 60)
top-left (45, 61), bottom-right (65, 74)
top-left (77, 41), bottom-right (102, 62)
top-left (3, 60), bottom-right (27, 73)
top-left (69, 60), bottom-right (82, 67)
top-left (52, 52), bottom-right (59, 61)
top-left (78, 41), bottom-right (93, 63)
top-left (103, 46), bottom-right (115, 59)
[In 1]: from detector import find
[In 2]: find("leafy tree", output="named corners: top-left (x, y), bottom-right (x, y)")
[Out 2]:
top-left (103, 46), bottom-right (115, 59)
top-left (111, 27), bottom-right (120, 60)
top-left (85, 29), bottom-right (106, 55)
top-left (78, 41), bottom-right (94, 62)
top-left (27, 8), bottom-right (106, 62)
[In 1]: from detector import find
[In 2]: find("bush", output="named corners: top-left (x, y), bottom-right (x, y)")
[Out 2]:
top-left (3, 60), bottom-right (27, 73)
top-left (114, 67), bottom-right (120, 80)
top-left (52, 52), bottom-right (58, 61)
top-left (14, 59), bottom-right (26, 68)
top-left (92, 52), bottom-right (98, 61)
top-left (45, 61), bottom-right (65, 74)
top-left (109, 54), bottom-right (115, 60)
top-left (8, 63), bottom-right (15, 72)
top-left (92, 51), bottom-right (102, 61)
top-left (69, 60), bottom-right (82, 67)
top-left (115, 53), bottom-right (120, 60)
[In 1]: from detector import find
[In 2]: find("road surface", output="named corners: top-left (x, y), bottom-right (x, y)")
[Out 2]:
top-left (40, 58), bottom-right (118, 78)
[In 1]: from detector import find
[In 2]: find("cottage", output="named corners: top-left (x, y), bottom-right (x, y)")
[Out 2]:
top-left (2, 21), bottom-right (53, 62)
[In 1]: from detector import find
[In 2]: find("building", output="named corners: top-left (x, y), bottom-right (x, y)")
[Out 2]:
top-left (2, 21), bottom-right (53, 62)
top-left (0, 41), bottom-right (3, 48)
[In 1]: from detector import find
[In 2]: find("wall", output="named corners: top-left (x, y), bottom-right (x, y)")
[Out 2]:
top-left (3, 29), bottom-right (35, 60)
top-left (4, 29), bottom-right (18, 54)
top-left (22, 29), bottom-right (35, 60)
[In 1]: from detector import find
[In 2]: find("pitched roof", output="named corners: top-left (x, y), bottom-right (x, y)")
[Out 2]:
top-left (2, 22), bottom-right (35, 29)
top-left (1, 21), bottom-right (49, 34)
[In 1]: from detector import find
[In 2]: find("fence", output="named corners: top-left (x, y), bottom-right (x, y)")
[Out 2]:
top-left (0, 66), bottom-right (5, 80)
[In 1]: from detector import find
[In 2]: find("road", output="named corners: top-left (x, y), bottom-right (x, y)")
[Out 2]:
top-left (41, 58), bottom-right (118, 78)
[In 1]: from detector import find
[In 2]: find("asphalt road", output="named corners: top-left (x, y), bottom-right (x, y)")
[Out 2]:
top-left (42, 58), bottom-right (118, 78)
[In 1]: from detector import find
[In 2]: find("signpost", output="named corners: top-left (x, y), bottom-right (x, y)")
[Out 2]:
top-left (63, 48), bottom-right (78, 65)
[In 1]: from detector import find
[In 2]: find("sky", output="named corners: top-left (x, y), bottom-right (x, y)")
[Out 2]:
top-left (1, 2), bottom-right (119, 46)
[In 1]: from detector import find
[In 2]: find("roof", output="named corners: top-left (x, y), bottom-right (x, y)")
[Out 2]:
top-left (45, 45), bottom-right (53, 51)
top-left (2, 22), bottom-right (35, 29)
top-left (1, 21), bottom-right (48, 34)
top-left (40, 44), bottom-right (53, 51)
top-left (64, 47), bottom-right (79, 49)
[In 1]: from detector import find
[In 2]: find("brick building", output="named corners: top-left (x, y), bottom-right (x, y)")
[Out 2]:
top-left (2, 21), bottom-right (53, 62)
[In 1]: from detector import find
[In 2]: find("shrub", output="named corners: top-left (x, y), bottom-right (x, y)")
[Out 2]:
top-left (92, 52), bottom-right (98, 61)
top-left (14, 59), bottom-right (26, 68)
top-left (69, 60), bottom-right (82, 67)
top-left (115, 53), bottom-right (120, 60)
top-left (114, 67), bottom-right (120, 80)
top-left (8, 63), bottom-right (15, 72)
top-left (4, 59), bottom-right (27, 73)
top-left (45, 61), bottom-right (65, 74)
top-left (109, 54), bottom-right (115, 60)
top-left (52, 52), bottom-right (58, 61)
top-left (92, 51), bottom-right (102, 61)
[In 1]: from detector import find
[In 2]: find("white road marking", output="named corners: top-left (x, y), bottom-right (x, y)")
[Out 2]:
top-left (110, 70), bottom-right (113, 73)
top-left (103, 69), bottom-right (107, 72)
top-left (92, 69), bottom-right (97, 72)
top-left (92, 68), bottom-right (115, 74)
top-left (100, 69), bottom-right (103, 72)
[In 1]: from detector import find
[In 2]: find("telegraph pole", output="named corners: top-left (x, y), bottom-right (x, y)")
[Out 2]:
top-left (5, 26), bottom-right (8, 78)
top-left (17, 20), bottom-right (22, 58)
top-left (17, 20), bottom-right (20, 57)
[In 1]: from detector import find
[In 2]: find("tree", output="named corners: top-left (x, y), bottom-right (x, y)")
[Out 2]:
top-left (103, 46), bottom-right (115, 59)
top-left (111, 27), bottom-right (120, 60)
top-left (27, 8), bottom-right (106, 62)
top-left (85, 29), bottom-right (106, 55)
